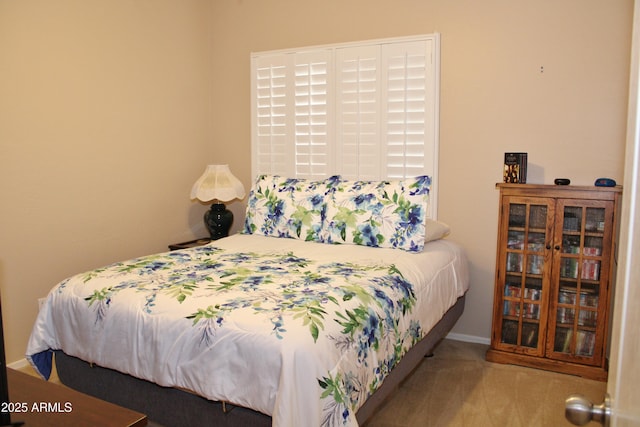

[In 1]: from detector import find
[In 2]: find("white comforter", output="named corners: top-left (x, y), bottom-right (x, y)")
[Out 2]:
top-left (27, 234), bottom-right (469, 427)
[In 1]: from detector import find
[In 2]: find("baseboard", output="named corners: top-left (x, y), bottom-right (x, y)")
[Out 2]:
top-left (446, 332), bottom-right (490, 345)
top-left (7, 358), bottom-right (30, 371)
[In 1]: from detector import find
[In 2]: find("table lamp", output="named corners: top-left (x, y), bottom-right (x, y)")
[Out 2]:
top-left (190, 165), bottom-right (245, 240)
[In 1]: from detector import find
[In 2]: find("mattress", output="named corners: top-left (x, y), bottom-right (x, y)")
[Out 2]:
top-left (27, 234), bottom-right (469, 427)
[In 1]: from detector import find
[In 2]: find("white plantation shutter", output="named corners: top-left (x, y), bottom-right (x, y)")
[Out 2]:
top-left (335, 45), bottom-right (381, 180)
top-left (293, 50), bottom-right (333, 178)
top-left (382, 40), bottom-right (437, 179)
top-left (251, 34), bottom-right (440, 215)
top-left (252, 54), bottom-right (295, 176)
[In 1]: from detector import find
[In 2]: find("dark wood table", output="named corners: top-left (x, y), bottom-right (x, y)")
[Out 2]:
top-left (168, 237), bottom-right (212, 251)
top-left (6, 368), bottom-right (147, 426)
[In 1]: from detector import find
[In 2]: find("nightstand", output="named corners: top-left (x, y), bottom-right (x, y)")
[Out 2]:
top-left (168, 238), bottom-right (212, 251)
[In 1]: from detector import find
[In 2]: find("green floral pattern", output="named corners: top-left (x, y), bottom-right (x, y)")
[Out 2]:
top-left (244, 175), bottom-right (431, 252)
top-left (43, 242), bottom-right (425, 426)
top-left (243, 174), bottom-right (341, 241)
top-left (322, 176), bottom-right (431, 252)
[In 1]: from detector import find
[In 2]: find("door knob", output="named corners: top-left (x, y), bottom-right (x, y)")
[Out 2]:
top-left (565, 394), bottom-right (610, 426)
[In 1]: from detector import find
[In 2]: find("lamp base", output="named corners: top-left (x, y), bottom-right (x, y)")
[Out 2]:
top-left (204, 203), bottom-right (233, 240)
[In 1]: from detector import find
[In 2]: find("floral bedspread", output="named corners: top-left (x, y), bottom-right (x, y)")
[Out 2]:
top-left (27, 234), bottom-right (468, 427)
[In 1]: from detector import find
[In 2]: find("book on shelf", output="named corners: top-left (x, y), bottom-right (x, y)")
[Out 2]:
top-left (561, 259), bottom-right (579, 279)
top-left (503, 152), bottom-right (528, 184)
top-left (521, 323), bottom-right (539, 347)
top-left (501, 320), bottom-right (518, 345)
top-left (581, 260), bottom-right (600, 281)
top-left (504, 283), bottom-right (522, 297)
top-left (523, 302), bottom-right (540, 320)
top-left (554, 328), bottom-right (595, 356)
top-left (554, 328), bottom-right (573, 353)
top-left (524, 287), bottom-right (541, 301)
top-left (578, 309), bottom-right (598, 328)
top-left (579, 292), bottom-right (599, 308)
top-left (503, 300), bottom-right (520, 317)
top-left (558, 288), bottom-right (577, 305)
top-left (557, 307), bottom-right (575, 324)
top-left (576, 331), bottom-right (595, 357)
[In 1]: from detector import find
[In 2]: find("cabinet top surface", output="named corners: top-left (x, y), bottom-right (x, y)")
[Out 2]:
top-left (496, 183), bottom-right (622, 197)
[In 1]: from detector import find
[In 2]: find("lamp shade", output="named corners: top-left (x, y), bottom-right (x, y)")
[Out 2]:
top-left (190, 165), bottom-right (245, 202)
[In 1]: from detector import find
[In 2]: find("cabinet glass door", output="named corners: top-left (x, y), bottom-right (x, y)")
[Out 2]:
top-left (548, 201), bottom-right (612, 365)
top-left (498, 199), bottom-right (551, 355)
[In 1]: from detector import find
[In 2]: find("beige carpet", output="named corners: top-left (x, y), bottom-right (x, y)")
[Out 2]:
top-left (364, 339), bottom-right (606, 427)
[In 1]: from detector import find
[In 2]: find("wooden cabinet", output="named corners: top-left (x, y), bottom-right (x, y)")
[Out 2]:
top-left (486, 183), bottom-right (622, 381)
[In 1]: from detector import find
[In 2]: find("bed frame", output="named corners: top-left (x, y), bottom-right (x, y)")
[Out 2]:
top-left (54, 294), bottom-right (465, 427)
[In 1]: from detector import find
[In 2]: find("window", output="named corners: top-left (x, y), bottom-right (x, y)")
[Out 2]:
top-left (251, 34), bottom-right (440, 182)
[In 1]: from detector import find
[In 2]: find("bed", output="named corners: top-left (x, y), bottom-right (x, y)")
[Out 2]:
top-left (27, 174), bottom-right (469, 427)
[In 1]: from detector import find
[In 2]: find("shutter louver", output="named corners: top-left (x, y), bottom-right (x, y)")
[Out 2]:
top-left (294, 51), bottom-right (331, 179)
top-left (383, 41), bottom-right (432, 179)
top-left (336, 46), bottom-right (380, 180)
top-left (252, 55), bottom-right (294, 176)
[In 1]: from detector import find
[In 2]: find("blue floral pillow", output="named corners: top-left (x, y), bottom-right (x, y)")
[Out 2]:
top-left (243, 175), bottom-right (341, 241)
top-left (321, 176), bottom-right (431, 252)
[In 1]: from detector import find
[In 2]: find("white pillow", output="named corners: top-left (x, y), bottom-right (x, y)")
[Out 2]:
top-left (425, 219), bottom-right (450, 242)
